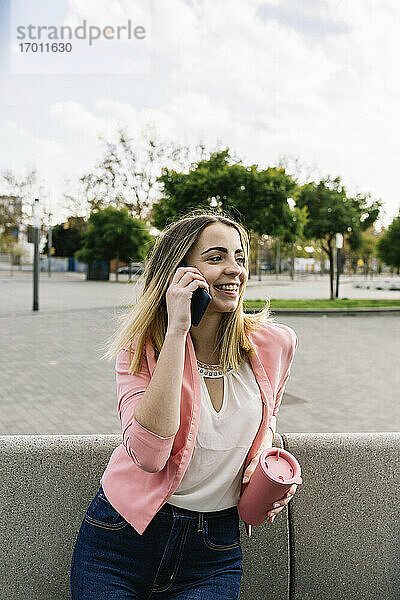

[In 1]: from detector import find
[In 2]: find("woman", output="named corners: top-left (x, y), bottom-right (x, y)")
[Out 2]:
top-left (70, 210), bottom-right (298, 600)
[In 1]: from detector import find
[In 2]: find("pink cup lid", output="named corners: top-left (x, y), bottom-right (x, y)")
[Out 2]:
top-left (261, 448), bottom-right (302, 485)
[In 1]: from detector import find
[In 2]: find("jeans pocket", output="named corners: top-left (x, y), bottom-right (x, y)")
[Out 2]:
top-left (202, 513), bottom-right (241, 550)
top-left (84, 486), bottom-right (129, 531)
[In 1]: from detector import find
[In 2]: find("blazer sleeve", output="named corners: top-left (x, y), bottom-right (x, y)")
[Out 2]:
top-left (116, 344), bottom-right (176, 473)
top-left (273, 327), bottom-right (298, 417)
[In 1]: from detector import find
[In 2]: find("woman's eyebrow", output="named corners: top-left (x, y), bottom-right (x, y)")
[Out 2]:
top-left (200, 246), bottom-right (244, 255)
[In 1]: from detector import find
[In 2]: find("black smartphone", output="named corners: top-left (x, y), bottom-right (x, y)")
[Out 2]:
top-left (178, 260), bottom-right (211, 326)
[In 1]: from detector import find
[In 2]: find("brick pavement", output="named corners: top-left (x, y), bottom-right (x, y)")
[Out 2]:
top-left (1, 273), bottom-right (399, 437)
top-left (1, 271), bottom-right (400, 317)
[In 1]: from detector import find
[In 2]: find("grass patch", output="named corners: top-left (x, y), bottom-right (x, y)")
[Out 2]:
top-left (243, 298), bottom-right (400, 309)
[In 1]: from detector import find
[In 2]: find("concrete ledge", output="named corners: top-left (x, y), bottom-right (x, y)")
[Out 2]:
top-left (281, 433), bottom-right (399, 600)
top-left (0, 433), bottom-right (398, 599)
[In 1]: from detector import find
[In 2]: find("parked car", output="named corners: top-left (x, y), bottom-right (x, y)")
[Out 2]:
top-left (260, 264), bottom-right (273, 272)
top-left (117, 262), bottom-right (144, 275)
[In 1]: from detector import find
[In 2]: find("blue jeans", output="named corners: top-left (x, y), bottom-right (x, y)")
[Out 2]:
top-left (70, 485), bottom-right (243, 599)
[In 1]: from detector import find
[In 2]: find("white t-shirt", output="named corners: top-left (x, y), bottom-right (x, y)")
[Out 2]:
top-left (167, 358), bottom-right (262, 511)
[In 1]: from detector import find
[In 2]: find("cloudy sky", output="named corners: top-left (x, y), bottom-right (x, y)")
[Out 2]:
top-left (1, 0), bottom-right (399, 228)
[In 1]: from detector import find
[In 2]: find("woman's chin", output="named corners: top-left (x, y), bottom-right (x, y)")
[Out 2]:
top-left (213, 301), bottom-right (240, 313)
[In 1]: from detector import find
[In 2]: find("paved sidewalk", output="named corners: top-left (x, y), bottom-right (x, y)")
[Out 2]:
top-left (1, 271), bottom-right (400, 316)
top-left (1, 273), bottom-right (399, 437)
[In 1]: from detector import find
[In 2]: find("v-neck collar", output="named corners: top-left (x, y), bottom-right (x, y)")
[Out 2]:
top-left (146, 330), bottom-right (273, 407)
top-left (201, 376), bottom-right (227, 417)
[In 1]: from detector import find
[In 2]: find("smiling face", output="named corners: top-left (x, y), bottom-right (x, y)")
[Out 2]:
top-left (185, 222), bottom-right (248, 314)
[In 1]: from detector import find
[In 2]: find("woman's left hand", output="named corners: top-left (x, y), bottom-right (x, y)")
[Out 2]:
top-left (242, 454), bottom-right (297, 524)
top-left (266, 484), bottom-right (297, 524)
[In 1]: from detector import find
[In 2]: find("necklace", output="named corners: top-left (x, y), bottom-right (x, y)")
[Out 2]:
top-left (196, 359), bottom-right (233, 378)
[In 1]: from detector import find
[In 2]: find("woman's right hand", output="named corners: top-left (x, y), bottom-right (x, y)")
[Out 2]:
top-left (166, 266), bottom-right (210, 335)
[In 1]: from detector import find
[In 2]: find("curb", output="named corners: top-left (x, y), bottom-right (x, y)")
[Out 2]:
top-left (244, 307), bottom-right (400, 316)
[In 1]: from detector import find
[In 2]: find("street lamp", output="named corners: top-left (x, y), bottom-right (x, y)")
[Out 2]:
top-left (335, 233), bottom-right (343, 298)
top-left (32, 199), bottom-right (41, 311)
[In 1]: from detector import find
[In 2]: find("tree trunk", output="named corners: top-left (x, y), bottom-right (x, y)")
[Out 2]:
top-left (290, 242), bottom-right (295, 280)
top-left (256, 235), bottom-right (261, 281)
top-left (115, 251), bottom-right (119, 282)
top-left (275, 237), bottom-right (280, 280)
top-left (328, 238), bottom-right (334, 299)
top-left (248, 232), bottom-right (251, 279)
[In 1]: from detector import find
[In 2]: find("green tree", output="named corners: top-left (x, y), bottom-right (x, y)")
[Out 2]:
top-left (43, 216), bottom-right (87, 257)
top-left (75, 207), bottom-right (152, 281)
top-left (359, 227), bottom-right (379, 277)
top-left (376, 211), bottom-right (400, 272)
top-left (278, 205), bottom-right (309, 278)
top-left (295, 176), bottom-right (381, 298)
top-left (152, 150), bottom-right (300, 265)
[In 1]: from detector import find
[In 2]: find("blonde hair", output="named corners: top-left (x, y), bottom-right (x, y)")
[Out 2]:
top-left (103, 208), bottom-right (274, 375)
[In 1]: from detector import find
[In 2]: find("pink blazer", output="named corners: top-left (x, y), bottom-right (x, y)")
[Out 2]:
top-left (100, 320), bottom-right (298, 537)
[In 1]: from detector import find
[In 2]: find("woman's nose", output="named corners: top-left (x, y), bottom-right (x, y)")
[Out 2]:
top-left (224, 260), bottom-right (241, 274)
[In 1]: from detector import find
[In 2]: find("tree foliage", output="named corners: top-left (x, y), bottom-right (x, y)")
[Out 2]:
top-left (76, 127), bottom-right (213, 222)
top-left (151, 149), bottom-right (300, 242)
top-left (295, 176), bottom-right (381, 297)
top-left (0, 195), bottom-right (22, 238)
top-left (376, 211), bottom-right (400, 269)
top-left (74, 207), bottom-right (152, 278)
top-left (42, 216), bottom-right (87, 257)
top-left (0, 167), bottom-right (49, 226)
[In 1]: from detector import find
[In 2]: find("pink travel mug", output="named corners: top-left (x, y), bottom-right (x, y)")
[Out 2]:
top-left (238, 448), bottom-right (303, 526)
